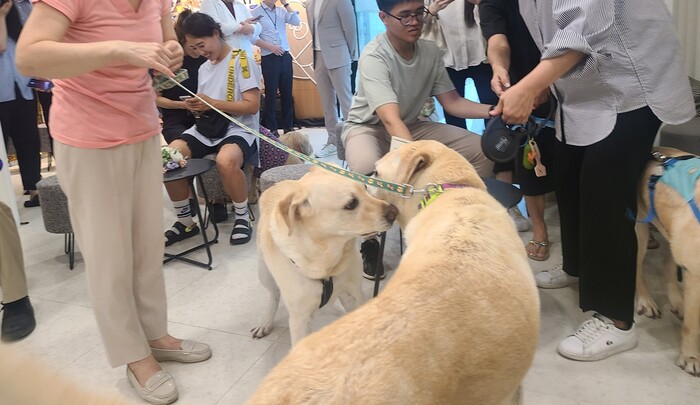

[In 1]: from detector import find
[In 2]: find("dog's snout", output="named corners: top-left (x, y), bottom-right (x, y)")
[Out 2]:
top-left (384, 204), bottom-right (399, 224)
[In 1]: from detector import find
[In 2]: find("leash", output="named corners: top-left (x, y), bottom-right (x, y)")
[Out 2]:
top-left (165, 73), bottom-right (429, 198)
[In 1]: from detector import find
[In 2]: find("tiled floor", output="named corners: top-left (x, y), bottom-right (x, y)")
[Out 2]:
top-left (2, 128), bottom-right (699, 404)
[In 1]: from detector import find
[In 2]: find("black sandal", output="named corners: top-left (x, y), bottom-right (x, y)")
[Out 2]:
top-left (164, 222), bottom-right (199, 247)
top-left (230, 218), bottom-right (252, 245)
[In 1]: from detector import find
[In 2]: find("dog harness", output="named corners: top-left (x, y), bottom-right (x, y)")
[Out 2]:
top-left (289, 259), bottom-right (334, 308)
top-left (638, 152), bottom-right (700, 224)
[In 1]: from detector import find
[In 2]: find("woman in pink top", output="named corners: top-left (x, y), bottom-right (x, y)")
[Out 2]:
top-left (17, 1), bottom-right (210, 403)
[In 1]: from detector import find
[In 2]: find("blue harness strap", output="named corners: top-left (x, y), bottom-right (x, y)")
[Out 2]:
top-left (639, 154), bottom-right (700, 224)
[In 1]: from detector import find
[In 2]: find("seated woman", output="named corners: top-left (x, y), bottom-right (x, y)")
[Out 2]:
top-left (164, 12), bottom-right (261, 246)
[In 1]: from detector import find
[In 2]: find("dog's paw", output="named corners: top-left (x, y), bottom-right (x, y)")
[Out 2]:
top-left (669, 295), bottom-right (684, 320)
top-left (676, 354), bottom-right (700, 376)
top-left (636, 296), bottom-right (662, 319)
top-left (251, 325), bottom-right (272, 339)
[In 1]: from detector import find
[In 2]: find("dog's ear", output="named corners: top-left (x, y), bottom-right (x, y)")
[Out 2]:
top-left (395, 150), bottom-right (431, 184)
top-left (278, 190), bottom-right (311, 236)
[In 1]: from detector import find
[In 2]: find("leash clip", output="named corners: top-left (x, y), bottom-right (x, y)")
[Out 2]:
top-left (399, 184), bottom-right (415, 199)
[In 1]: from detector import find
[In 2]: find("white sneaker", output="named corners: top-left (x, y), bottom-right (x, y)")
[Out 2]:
top-left (315, 144), bottom-right (337, 158)
top-left (534, 263), bottom-right (578, 289)
top-left (508, 206), bottom-right (530, 232)
top-left (558, 313), bottom-right (638, 361)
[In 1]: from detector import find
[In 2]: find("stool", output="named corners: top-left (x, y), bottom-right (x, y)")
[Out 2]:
top-left (659, 117), bottom-right (700, 155)
top-left (196, 154), bottom-right (256, 213)
top-left (36, 176), bottom-right (75, 269)
top-left (260, 164), bottom-right (311, 193)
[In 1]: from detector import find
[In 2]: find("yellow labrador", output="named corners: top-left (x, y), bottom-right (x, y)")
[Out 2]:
top-left (246, 141), bottom-right (540, 404)
top-left (251, 165), bottom-right (398, 345)
top-left (0, 346), bottom-right (133, 404)
top-left (635, 146), bottom-right (700, 376)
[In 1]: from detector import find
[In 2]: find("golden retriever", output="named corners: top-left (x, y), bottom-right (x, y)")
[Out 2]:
top-left (0, 346), bottom-right (133, 405)
top-left (251, 165), bottom-right (398, 345)
top-left (634, 146), bottom-right (700, 376)
top-left (246, 140), bottom-right (540, 404)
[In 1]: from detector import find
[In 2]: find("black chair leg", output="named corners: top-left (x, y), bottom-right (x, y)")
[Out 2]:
top-left (399, 229), bottom-right (404, 254)
top-left (373, 232), bottom-right (387, 297)
top-left (65, 232), bottom-right (75, 270)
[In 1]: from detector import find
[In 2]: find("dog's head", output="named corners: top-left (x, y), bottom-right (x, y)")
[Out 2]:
top-left (372, 140), bottom-right (486, 228)
top-left (279, 131), bottom-right (314, 156)
top-left (276, 166), bottom-right (398, 239)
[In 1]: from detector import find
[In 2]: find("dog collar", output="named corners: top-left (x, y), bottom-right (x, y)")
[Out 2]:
top-left (419, 183), bottom-right (470, 210)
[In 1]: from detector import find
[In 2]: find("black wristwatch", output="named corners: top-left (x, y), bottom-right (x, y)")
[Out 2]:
top-left (282, 3), bottom-right (289, 7)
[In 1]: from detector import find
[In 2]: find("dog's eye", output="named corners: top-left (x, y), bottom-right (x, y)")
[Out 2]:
top-left (344, 197), bottom-right (359, 210)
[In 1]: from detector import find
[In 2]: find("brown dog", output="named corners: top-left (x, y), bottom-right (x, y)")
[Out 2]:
top-left (251, 165), bottom-right (397, 345)
top-left (0, 346), bottom-right (134, 405)
top-left (246, 140), bottom-right (540, 404)
top-left (635, 146), bottom-right (700, 376)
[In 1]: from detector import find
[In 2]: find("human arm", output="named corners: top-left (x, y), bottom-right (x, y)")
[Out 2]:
top-left (493, 51), bottom-right (583, 124)
top-left (184, 88), bottom-right (260, 116)
top-left (16, 2), bottom-right (181, 78)
top-left (375, 103), bottom-right (414, 141)
top-left (282, 3), bottom-right (301, 26)
top-left (436, 90), bottom-right (493, 120)
top-left (0, 1), bottom-right (12, 53)
top-left (254, 38), bottom-right (285, 55)
top-left (338, 0), bottom-right (358, 60)
top-left (156, 93), bottom-right (187, 110)
top-left (486, 34), bottom-right (511, 95)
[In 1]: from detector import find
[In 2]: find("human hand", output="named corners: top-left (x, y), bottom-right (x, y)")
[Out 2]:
top-left (237, 22), bottom-right (255, 36)
top-left (0, 1), bottom-right (12, 18)
top-left (533, 87), bottom-right (551, 108)
top-left (490, 66), bottom-right (511, 96)
top-left (184, 94), bottom-right (215, 113)
top-left (269, 45), bottom-right (285, 56)
top-left (428, 0), bottom-right (454, 15)
top-left (118, 42), bottom-right (178, 76)
top-left (491, 82), bottom-right (536, 125)
top-left (163, 40), bottom-right (184, 72)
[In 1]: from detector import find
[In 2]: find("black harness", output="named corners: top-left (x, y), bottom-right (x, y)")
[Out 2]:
top-left (289, 258), bottom-right (334, 309)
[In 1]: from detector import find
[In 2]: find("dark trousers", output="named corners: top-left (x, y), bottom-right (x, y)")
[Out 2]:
top-left (445, 63), bottom-right (498, 129)
top-left (261, 52), bottom-right (294, 132)
top-left (553, 106), bottom-right (660, 324)
top-left (0, 86), bottom-right (41, 191)
top-left (35, 90), bottom-right (53, 152)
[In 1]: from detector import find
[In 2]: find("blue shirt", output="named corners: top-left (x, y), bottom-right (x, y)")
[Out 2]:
top-left (251, 3), bottom-right (300, 56)
top-left (0, 0), bottom-right (33, 102)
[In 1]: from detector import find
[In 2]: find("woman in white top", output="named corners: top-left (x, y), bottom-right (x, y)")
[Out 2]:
top-left (199, 0), bottom-right (261, 57)
top-left (423, 0), bottom-right (497, 129)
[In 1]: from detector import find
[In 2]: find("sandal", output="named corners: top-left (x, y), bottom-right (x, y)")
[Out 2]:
top-left (164, 222), bottom-right (199, 247)
top-left (230, 218), bottom-right (252, 245)
top-left (527, 240), bottom-right (550, 261)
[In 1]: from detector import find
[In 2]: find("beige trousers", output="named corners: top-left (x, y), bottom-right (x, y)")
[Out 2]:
top-left (342, 120), bottom-right (495, 177)
top-left (54, 136), bottom-right (167, 367)
top-left (0, 201), bottom-right (28, 304)
top-left (314, 51), bottom-right (353, 146)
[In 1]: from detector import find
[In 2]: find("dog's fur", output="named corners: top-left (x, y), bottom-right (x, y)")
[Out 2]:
top-left (248, 131), bottom-right (312, 203)
top-left (0, 346), bottom-right (133, 405)
top-left (635, 146), bottom-right (700, 376)
top-left (246, 141), bottom-right (540, 405)
top-left (251, 165), bottom-right (398, 345)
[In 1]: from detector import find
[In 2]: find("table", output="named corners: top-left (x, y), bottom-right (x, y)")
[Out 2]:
top-left (163, 159), bottom-right (219, 270)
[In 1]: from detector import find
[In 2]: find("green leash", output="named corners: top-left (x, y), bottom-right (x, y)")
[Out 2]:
top-left (167, 75), bottom-right (420, 197)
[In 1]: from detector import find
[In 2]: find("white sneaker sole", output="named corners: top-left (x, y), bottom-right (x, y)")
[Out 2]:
top-left (557, 338), bottom-right (638, 362)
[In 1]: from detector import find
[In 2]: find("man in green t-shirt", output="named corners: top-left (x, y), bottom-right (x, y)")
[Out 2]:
top-left (342, 0), bottom-right (495, 178)
top-left (347, 0), bottom-right (496, 281)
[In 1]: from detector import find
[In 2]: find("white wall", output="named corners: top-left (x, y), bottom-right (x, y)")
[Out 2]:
top-left (664, 0), bottom-right (700, 78)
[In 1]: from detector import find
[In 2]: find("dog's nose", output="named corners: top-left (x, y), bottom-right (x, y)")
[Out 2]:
top-left (384, 204), bottom-right (399, 223)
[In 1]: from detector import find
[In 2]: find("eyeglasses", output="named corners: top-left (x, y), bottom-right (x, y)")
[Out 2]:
top-left (384, 7), bottom-right (429, 26)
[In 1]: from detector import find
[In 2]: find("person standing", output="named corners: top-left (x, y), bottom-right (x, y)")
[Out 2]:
top-left (0, 0), bottom-right (41, 208)
top-left (494, 0), bottom-right (695, 362)
top-left (0, 200), bottom-right (36, 342)
top-left (199, 0), bottom-right (260, 57)
top-left (17, 1), bottom-right (211, 403)
top-left (252, 0), bottom-right (301, 133)
top-left (305, 0), bottom-right (358, 158)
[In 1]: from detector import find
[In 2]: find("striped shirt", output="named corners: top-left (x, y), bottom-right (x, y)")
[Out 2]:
top-left (518, 0), bottom-right (695, 146)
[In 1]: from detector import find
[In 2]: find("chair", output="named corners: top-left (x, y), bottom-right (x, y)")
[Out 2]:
top-left (36, 176), bottom-right (75, 269)
top-left (658, 118), bottom-right (700, 155)
top-left (260, 164), bottom-right (311, 193)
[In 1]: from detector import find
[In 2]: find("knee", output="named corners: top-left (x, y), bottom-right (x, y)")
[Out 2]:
top-left (346, 153), bottom-right (377, 176)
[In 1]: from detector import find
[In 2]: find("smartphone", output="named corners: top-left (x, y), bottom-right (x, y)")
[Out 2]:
top-left (179, 95), bottom-right (193, 101)
top-left (252, 15), bottom-right (263, 21)
top-left (28, 78), bottom-right (53, 92)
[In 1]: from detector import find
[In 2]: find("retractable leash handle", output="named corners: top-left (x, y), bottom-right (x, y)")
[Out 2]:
top-left (165, 76), bottom-right (421, 197)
